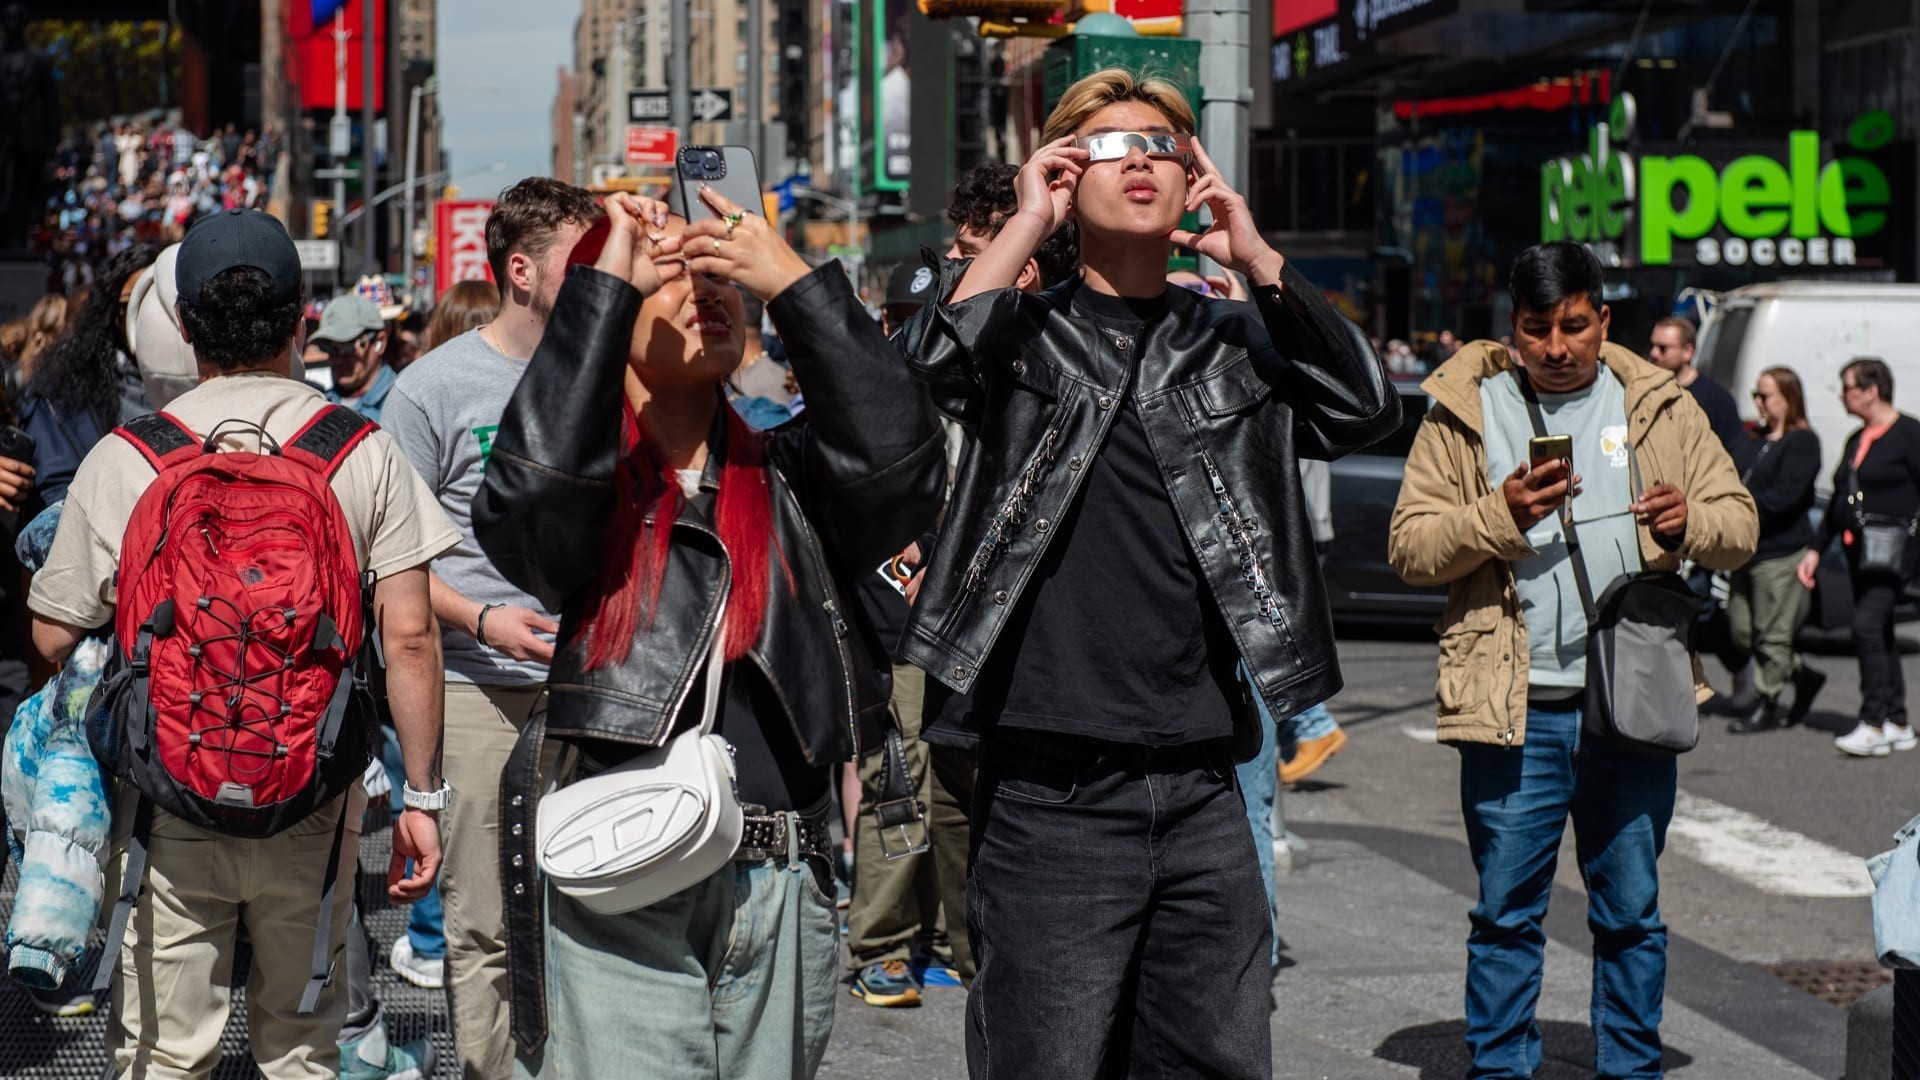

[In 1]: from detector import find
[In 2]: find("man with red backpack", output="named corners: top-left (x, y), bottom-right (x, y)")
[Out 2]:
top-left (26, 208), bottom-right (460, 1079)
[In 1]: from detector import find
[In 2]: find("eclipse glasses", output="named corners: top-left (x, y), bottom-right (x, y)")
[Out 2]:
top-left (1072, 132), bottom-right (1192, 165)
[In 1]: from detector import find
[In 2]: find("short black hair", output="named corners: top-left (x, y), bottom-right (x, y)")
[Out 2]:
top-left (1844, 356), bottom-right (1895, 404)
top-left (176, 266), bottom-right (304, 372)
top-left (945, 162), bottom-right (1079, 288)
top-left (1508, 241), bottom-right (1604, 315)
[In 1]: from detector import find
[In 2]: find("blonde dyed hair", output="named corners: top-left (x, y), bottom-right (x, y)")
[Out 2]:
top-left (1041, 69), bottom-right (1196, 144)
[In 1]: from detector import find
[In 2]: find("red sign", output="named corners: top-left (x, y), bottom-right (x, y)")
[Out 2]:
top-left (286, 0), bottom-right (388, 113)
top-left (626, 127), bottom-right (678, 166)
top-left (434, 200), bottom-right (495, 299)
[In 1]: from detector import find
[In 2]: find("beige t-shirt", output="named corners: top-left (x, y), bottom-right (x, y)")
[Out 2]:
top-left (29, 370), bottom-right (462, 631)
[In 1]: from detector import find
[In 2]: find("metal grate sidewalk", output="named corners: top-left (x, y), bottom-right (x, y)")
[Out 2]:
top-left (0, 809), bottom-right (452, 1078)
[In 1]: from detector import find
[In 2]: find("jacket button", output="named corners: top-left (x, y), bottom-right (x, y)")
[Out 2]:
top-left (1035, 519), bottom-right (1051, 533)
top-left (953, 665), bottom-right (968, 680)
top-left (1115, 335), bottom-right (1133, 351)
top-left (994, 590), bottom-right (1009, 605)
top-left (1097, 395), bottom-right (1114, 410)
top-left (1069, 457), bottom-right (1084, 471)
top-left (1012, 359), bottom-right (1027, 376)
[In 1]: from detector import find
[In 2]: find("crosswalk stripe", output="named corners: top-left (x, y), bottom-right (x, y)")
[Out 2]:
top-left (1669, 789), bottom-right (1875, 898)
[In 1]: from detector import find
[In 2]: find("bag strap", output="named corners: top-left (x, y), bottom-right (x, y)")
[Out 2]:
top-left (693, 597), bottom-right (727, 738)
top-left (1516, 370), bottom-right (1599, 624)
top-left (286, 405), bottom-right (378, 480)
top-left (297, 797), bottom-right (352, 1014)
top-left (91, 797), bottom-right (153, 995)
top-left (114, 412), bottom-right (201, 473)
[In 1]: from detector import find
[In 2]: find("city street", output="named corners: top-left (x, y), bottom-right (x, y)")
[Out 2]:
top-left (824, 631), bottom-right (1909, 1078)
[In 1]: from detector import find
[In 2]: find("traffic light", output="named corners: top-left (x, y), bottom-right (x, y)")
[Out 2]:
top-left (312, 200), bottom-right (332, 239)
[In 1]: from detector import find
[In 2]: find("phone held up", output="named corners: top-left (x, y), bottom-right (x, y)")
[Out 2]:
top-left (671, 145), bottom-right (765, 226)
top-left (1527, 434), bottom-right (1575, 528)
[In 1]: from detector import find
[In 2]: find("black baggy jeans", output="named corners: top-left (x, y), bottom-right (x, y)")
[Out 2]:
top-left (965, 728), bottom-right (1272, 1079)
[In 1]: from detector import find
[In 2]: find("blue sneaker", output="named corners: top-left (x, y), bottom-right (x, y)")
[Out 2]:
top-left (339, 1016), bottom-right (436, 1080)
top-left (849, 960), bottom-right (922, 1007)
top-left (911, 958), bottom-right (962, 987)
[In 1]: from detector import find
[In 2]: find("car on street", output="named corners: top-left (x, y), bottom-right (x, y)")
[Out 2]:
top-left (1324, 378), bottom-right (1446, 625)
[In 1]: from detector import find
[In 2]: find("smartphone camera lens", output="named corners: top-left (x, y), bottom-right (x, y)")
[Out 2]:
top-left (701, 150), bottom-right (724, 178)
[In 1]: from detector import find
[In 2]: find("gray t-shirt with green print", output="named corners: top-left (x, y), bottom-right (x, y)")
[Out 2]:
top-left (383, 328), bottom-right (557, 686)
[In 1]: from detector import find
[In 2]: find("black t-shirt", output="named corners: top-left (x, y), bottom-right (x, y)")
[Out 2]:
top-left (715, 660), bottom-right (829, 812)
top-left (1686, 372), bottom-right (1746, 452)
top-left (955, 288), bottom-right (1241, 745)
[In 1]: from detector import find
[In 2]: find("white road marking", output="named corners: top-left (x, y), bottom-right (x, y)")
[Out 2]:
top-left (1668, 789), bottom-right (1874, 898)
top-left (1402, 725), bottom-right (1439, 743)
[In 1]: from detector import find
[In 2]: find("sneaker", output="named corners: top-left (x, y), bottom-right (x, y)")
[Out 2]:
top-left (1835, 722), bottom-right (1893, 758)
top-left (1278, 728), bottom-right (1347, 785)
top-left (1887, 723), bottom-right (1918, 752)
top-left (849, 960), bottom-right (922, 1007)
top-left (388, 935), bottom-right (445, 990)
top-left (909, 956), bottom-right (963, 988)
top-left (339, 1019), bottom-right (436, 1080)
top-left (23, 981), bottom-right (96, 1017)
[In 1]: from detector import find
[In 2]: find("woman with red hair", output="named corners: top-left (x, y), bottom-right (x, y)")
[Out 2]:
top-left (474, 191), bottom-right (944, 1077)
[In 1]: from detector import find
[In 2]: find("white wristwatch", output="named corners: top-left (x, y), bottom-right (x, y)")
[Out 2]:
top-left (402, 779), bottom-right (453, 812)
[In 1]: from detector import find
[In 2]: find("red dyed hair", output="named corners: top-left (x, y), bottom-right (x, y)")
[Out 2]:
top-left (581, 399), bottom-right (788, 670)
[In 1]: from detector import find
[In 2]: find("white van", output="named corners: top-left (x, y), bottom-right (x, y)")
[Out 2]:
top-left (1693, 281), bottom-right (1920, 492)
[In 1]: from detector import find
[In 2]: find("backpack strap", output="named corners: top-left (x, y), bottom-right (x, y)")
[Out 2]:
top-left (91, 797), bottom-right (153, 995)
top-left (286, 405), bottom-right (377, 480)
top-left (298, 798), bottom-right (353, 1014)
top-left (114, 412), bottom-right (201, 474)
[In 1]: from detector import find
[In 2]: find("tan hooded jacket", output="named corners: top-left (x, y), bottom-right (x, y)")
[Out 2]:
top-left (1388, 339), bottom-right (1759, 747)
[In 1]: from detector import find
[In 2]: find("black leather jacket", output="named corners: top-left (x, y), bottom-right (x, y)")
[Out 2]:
top-left (476, 264), bottom-right (944, 761)
top-left (900, 260), bottom-right (1397, 724)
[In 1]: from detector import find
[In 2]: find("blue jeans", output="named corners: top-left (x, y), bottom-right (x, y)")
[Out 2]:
top-left (1457, 706), bottom-right (1677, 1079)
top-left (517, 857), bottom-right (841, 1079)
top-left (1235, 672), bottom-right (1337, 966)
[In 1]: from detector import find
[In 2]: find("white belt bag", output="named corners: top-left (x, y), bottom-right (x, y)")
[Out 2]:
top-left (535, 602), bottom-right (744, 914)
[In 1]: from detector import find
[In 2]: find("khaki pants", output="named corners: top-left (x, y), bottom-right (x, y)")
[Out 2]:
top-left (846, 663), bottom-right (945, 970)
top-left (108, 788), bottom-right (366, 1080)
top-left (439, 682), bottom-right (545, 1080)
top-left (1728, 552), bottom-right (1808, 699)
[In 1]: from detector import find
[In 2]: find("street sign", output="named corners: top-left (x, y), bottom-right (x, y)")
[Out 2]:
top-left (434, 200), bottom-right (496, 298)
top-left (293, 239), bottom-right (340, 271)
top-left (691, 88), bottom-right (733, 123)
top-left (628, 90), bottom-right (670, 123)
top-left (626, 126), bottom-right (679, 166)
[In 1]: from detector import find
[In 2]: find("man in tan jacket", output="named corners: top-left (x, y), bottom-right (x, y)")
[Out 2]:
top-left (1389, 243), bottom-right (1756, 1078)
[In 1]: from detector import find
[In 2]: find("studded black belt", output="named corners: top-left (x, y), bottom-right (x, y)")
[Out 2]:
top-left (735, 800), bottom-right (833, 863)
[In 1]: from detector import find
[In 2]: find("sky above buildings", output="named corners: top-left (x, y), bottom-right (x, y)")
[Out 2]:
top-left (438, 0), bottom-right (575, 197)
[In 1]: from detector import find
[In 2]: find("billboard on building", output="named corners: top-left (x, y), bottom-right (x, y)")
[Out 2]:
top-left (871, 0), bottom-right (911, 192)
top-left (435, 200), bottom-right (495, 299)
top-left (286, 0), bottom-right (388, 113)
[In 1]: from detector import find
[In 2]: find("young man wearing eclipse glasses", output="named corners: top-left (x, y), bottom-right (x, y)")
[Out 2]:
top-left (900, 69), bottom-right (1398, 1075)
top-left (308, 294), bottom-right (396, 420)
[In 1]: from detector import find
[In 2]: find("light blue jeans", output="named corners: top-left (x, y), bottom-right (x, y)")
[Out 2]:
top-left (1235, 668), bottom-right (1338, 967)
top-left (516, 856), bottom-right (842, 1079)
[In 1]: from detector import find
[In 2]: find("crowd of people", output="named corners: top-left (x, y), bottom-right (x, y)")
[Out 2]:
top-left (30, 117), bottom-right (282, 295)
top-left (0, 64), bottom-right (1910, 1080)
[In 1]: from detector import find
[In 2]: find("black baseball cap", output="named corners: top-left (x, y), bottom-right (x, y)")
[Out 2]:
top-left (174, 209), bottom-right (303, 307)
top-left (885, 262), bottom-right (936, 309)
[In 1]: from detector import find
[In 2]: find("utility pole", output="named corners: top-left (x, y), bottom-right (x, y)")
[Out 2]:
top-left (1186, 0), bottom-right (1250, 282)
top-left (670, 0), bottom-right (691, 142)
top-left (745, 0), bottom-right (763, 167)
top-left (610, 19), bottom-right (628, 175)
top-left (402, 77), bottom-right (436, 304)
top-left (361, 0), bottom-right (377, 274)
top-left (330, 9), bottom-right (350, 290)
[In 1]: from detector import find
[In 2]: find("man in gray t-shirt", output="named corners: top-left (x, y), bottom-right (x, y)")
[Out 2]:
top-left (377, 176), bottom-right (599, 1079)
top-left (1480, 366), bottom-right (1641, 689)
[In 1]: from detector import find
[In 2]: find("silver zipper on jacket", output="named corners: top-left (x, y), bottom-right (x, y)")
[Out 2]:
top-left (1201, 450), bottom-right (1285, 632)
top-left (962, 423), bottom-right (1060, 592)
top-left (773, 478), bottom-right (860, 756)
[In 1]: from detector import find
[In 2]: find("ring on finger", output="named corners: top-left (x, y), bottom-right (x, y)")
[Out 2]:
top-left (713, 236), bottom-right (723, 256)
top-left (724, 212), bottom-right (742, 239)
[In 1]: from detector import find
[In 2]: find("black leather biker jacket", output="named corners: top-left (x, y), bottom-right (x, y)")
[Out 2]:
top-left (899, 259), bottom-right (1398, 725)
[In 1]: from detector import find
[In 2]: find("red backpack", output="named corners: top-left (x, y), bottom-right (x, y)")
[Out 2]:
top-left (88, 405), bottom-right (383, 1012)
